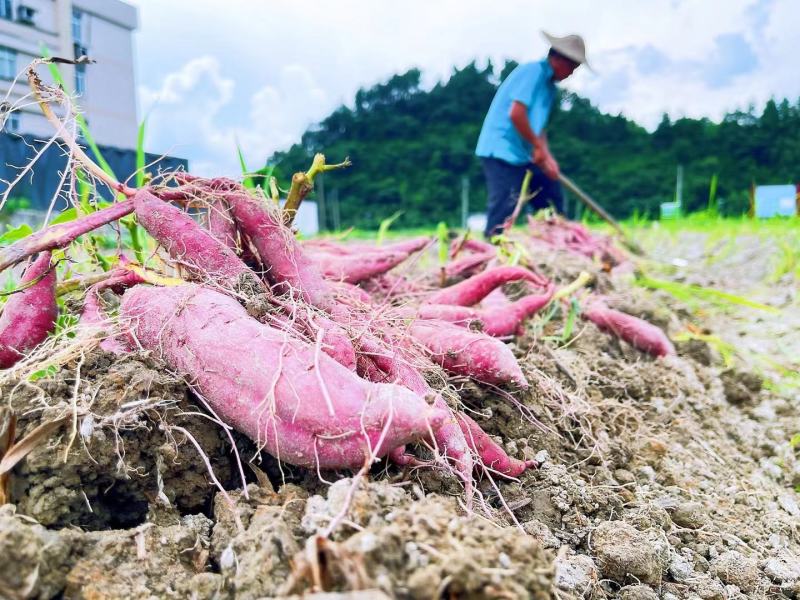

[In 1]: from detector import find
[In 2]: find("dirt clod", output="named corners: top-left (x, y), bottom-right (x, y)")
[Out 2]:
top-left (710, 550), bottom-right (761, 593)
top-left (591, 521), bottom-right (669, 586)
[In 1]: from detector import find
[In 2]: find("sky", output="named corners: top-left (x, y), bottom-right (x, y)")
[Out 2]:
top-left (126, 0), bottom-right (799, 176)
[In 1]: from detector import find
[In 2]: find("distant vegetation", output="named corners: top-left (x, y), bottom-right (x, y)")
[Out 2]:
top-left (268, 61), bottom-right (799, 229)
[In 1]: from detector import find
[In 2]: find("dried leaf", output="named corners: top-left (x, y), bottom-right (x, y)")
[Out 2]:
top-left (0, 416), bottom-right (67, 476)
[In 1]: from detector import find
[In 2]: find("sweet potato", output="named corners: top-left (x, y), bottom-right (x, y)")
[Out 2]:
top-left (224, 192), bottom-right (337, 311)
top-left (480, 286), bottom-right (555, 337)
top-left (0, 252), bottom-right (58, 368)
top-left (583, 301), bottom-right (675, 358)
top-left (457, 413), bottom-right (535, 477)
top-left (426, 266), bottom-right (548, 307)
top-left (206, 199), bottom-right (239, 253)
top-left (134, 189), bottom-right (263, 293)
top-left (0, 200), bottom-right (134, 274)
top-left (331, 281), bottom-right (372, 305)
top-left (357, 334), bottom-right (474, 492)
top-left (409, 320), bottom-right (528, 387)
top-left (313, 250), bottom-right (410, 284)
top-left (121, 284), bottom-right (444, 469)
top-left (78, 269), bottom-right (145, 354)
top-left (419, 286), bottom-right (554, 337)
top-left (444, 250), bottom-right (495, 279)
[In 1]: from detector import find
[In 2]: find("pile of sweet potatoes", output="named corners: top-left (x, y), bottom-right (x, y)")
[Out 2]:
top-left (0, 61), bottom-right (676, 502)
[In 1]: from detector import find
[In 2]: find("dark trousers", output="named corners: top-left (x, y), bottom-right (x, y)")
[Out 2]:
top-left (481, 157), bottom-right (564, 238)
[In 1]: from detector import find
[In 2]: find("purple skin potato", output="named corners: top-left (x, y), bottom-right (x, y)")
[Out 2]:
top-left (78, 269), bottom-right (145, 354)
top-left (224, 191), bottom-right (337, 311)
top-left (409, 320), bottom-right (528, 388)
top-left (0, 200), bottom-right (134, 274)
top-left (0, 252), bottom-right (58, 368)
top-left (444, 251), bottom-right (495, 279)
top-left (356, 334), bottom-right (474, 495)
top-left (416, 286), bottom-right (553, 338)
top-left (479, 286), bottom-right (555, 337)
top-left (206, 199), bottom-right (239, 253)
top-left (330, 281), bottom-right (372, 305)
top-left (426, 266), bottom-right (548, 307)
top-left (456, 413), bottom-right (536, 478)
top-left (134, 189), bottom-right (262, 292)
top-left (313, 250), bottom-right (410, 284)
top-left (121, 284), bottom-right (445, 470)
top-left (583, 302), bottom-right (676, 358)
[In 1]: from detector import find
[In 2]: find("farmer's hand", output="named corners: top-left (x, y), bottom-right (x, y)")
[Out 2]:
top-left (534, 147), bottom-right (560, 180)
top-left (542, 154), bottom-right (560, 180)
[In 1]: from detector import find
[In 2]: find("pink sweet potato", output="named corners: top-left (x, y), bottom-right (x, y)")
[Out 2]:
top-left (313, 250), bottom-right (410, 284)
top-left (206, 199), bottom-right (239, 253)
top-left (134, 189), bottom-right (262, 292)
top-left (0, 252), bottom-right (57, 368)
top-left (479, 286), bottom-right (555, 337)
top-left (426, 265), bottom-right (548, 307)
top-left (331, 281), bottom-right (372, 305)
top-left (0, 200), bottom-right (134, 274)
top-left (78, 269), bottom-right (145, 354)
top-left (357, 334), bottom-right (474, 493)
top-left (409, 320), bottom-right (528, 387)
top-left (121, 284), bottom-right (444, 469)
top-left (457, 413), bottom-right (535, 477)
top-left (444, 250), bottom-right (495, 279)
top-left (583, 301), bottom-right (675, 358)
top-left (224, 192), bottom-right (337, 311)
top-left (415, 304), bottom-right (482, 328)
top-left (418, 287), bottom-right (553, 337)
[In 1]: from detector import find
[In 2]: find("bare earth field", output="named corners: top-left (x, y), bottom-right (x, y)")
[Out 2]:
top-left (1, 223), bottom-right (798, 600)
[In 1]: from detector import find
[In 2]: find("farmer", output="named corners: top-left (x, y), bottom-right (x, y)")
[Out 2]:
top-left (476, 31), bottom-right (590, 238)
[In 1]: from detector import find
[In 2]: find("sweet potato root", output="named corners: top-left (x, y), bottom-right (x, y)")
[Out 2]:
top-left (78, 269), bottom-right (145, 354)
top-left (583, 301), bottom-right (675, 358)
top-left (206, 199), bottom-right (239, 253)
top-left (121, 284), bottom-right (444, 469)
top-left (444, 251), bottom-right (495, 279)
top-left (356, 334), bottom-right (474, 493)
top-left (418, 286), bottom-right (554, 337)
top-left (409, 320), bottom-right (528, 387)
top-left (0, 200), bottom-right (134, 274)
top-left (457, 413), bottom-right (535, 477)
top-left (0, 252), bottom-right (58, 368)
top-left (225, 192), bottom-right (337, 311)
top-left (313, 250), bottom-right (410, 284)
top-left (426, 266), bottom-right (548, 307)
top-left (134, 189), bottom-right (262, 293)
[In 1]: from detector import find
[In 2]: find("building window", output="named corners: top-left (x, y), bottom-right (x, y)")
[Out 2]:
top-left (0, 0), bottom-right (12, 21)
top-left (71, 9), bottom-right (83, 44)
top-left (0, 46), bottom-right (16, 80)
top-left (75, 63), bottom-right (86, 95)
top-left (2, 111), bottom-right (20, 133)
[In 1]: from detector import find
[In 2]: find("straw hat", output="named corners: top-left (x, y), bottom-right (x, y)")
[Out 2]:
top-left (542, 31), bottom-right (591, 70)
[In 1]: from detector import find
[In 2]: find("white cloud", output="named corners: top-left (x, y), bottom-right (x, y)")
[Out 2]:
top-left (127, 0), bottom-right (800, 172)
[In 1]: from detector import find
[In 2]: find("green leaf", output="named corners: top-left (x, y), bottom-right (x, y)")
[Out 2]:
top-left (237, 144), bottom-right (255, 189)
top-left (0, 223), bottom-right (33, 245)
top-left (29, 365), bottom-right (58, 382)
top-left (436, 222), bottom-right (449, 266)
top-left (49, 207), bottom-right (79, 226)
top-left (561, 297), bottom-right (581, 342)
top-left (636, 275), bottom-right (780, 313)
top-left (136, 118), bottom-right (147, 188)
top-left (790, 433), bottom-right (800, 449)
top-left (377, 210), bottom-right (404, 245)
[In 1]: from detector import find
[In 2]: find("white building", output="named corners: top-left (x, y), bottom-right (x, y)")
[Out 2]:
top-left (0, 0), bottom-right (138, 149)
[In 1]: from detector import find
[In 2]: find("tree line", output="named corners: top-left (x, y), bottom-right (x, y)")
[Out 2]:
top-left (268, 61), bottom-right (799, 229)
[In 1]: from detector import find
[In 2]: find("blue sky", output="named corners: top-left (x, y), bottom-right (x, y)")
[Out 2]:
top-left (127, 0), bottom-right (799, 175)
